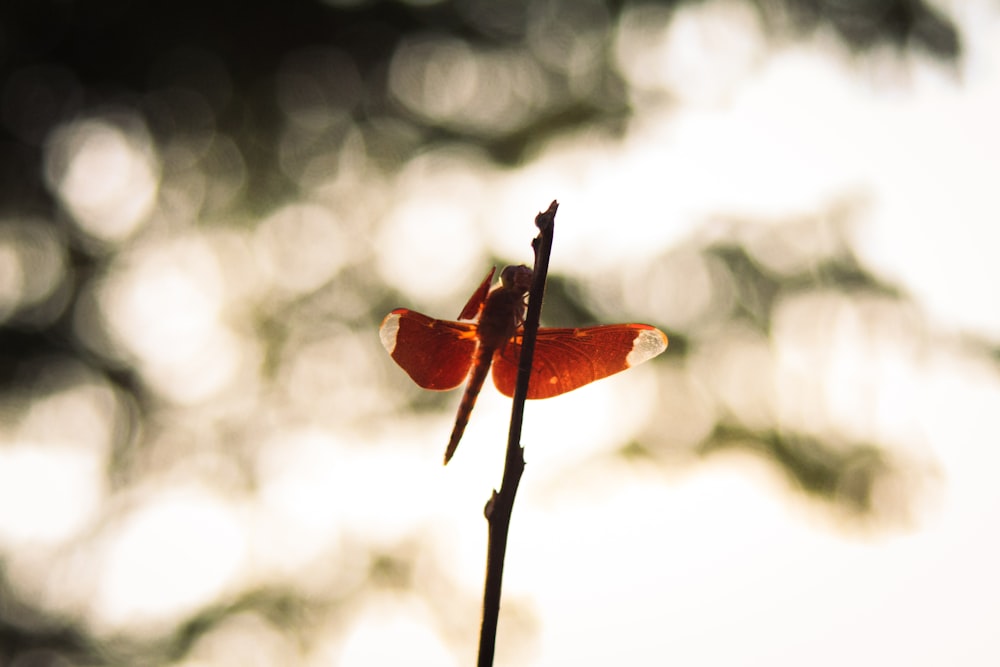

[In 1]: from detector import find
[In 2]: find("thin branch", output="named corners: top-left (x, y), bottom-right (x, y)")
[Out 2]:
top-left (477, 200), bottom-right (557, 667)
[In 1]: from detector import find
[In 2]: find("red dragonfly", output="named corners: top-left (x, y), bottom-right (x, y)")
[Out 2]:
top-left (380, 265), bottom-right (667, 464)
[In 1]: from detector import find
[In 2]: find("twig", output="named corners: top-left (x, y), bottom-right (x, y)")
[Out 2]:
top-left (477, 200), bottom-right (557, 667)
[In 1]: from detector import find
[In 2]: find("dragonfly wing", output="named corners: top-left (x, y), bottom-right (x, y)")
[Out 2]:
top-left (380, 309), bottom-right (479, 390)
top-left (492, 324), bottom-right (667, 399)
top-left (457, 267), bottom-right (496, 320)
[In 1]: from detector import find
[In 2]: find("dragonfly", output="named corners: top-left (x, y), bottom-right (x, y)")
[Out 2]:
top-left (380, 265), bottom-right (668, 464)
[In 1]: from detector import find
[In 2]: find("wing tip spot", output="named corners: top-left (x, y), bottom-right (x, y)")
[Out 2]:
top-left (379, 313), bottom-right (400, 354)
top-left (626, 328), bottom-right (668, 367)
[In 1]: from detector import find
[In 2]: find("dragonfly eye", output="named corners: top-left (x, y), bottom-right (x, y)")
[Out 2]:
top-left (500, 265), bottom-right (533, 292)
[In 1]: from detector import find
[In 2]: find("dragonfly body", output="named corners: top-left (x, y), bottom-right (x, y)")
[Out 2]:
top-left (444, 265), bottom-right (531, 462)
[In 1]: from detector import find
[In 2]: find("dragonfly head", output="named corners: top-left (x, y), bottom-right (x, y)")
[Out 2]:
top-left (499, 265), bottom-right (533, 294)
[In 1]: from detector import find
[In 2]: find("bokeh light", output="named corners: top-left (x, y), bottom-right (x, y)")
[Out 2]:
top-left (615, 0), bottom-right (764, 103)
top-left (0, 217), bottom-right (67, 325)
top-left (96, 236), bottom-right (254, 404)
top-left (91, 485), bottom-right (248, 633)
top-left (389, 36), bottom-right (546, 137)
top-left (44, 115), bottom-right (161, 244)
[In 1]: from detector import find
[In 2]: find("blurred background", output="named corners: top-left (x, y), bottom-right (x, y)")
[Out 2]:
top-left (1, 0), bottom-right (998, 665)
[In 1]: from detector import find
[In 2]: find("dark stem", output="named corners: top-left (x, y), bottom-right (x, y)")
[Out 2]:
top-left (476, 200), bottom-right (557, 667)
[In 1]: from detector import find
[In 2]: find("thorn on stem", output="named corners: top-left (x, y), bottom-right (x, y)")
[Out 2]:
top-left (484, 490), bottom-right (499, 519)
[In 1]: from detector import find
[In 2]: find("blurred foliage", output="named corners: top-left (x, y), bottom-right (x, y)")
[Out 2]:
top-left (0, 0), bottom-right (965, 665)
top-left (701, 424), bottom-right (891, 516)
top-left (0, 0), bottom-right (960, 208)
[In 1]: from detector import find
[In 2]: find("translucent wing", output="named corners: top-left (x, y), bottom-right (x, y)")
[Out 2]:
top-left (457, 267), bottom-right (496, 320)
top-left (491, 324), bottom-right (667, 399)
top-left (380, 309), bottom-right (479, 390)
